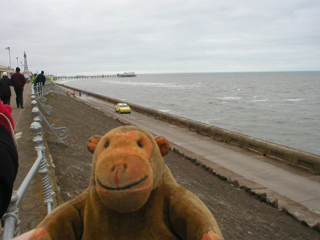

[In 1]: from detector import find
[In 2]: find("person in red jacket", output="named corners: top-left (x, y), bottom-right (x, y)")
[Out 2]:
top-left (11, 67), bottom-right (26, 108)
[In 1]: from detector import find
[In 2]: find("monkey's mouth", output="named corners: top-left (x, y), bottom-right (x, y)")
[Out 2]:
top-left (97, 175), bottom-right (148, 191)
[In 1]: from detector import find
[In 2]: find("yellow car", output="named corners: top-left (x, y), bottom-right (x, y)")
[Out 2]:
top-left (115, 103), bottom-right (131, 114)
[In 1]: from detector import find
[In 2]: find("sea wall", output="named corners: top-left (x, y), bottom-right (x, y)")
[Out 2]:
top-left (59, 84), bottom-right (320, 174)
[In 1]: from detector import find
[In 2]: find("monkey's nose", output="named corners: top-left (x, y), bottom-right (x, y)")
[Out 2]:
top-left (111, 164), bottom-right (127, 172)
top-left (112, 164), bottom-right (128, 185)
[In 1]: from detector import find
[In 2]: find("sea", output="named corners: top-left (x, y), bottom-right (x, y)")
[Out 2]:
top-left (56, 72), bottom-right (320, 156)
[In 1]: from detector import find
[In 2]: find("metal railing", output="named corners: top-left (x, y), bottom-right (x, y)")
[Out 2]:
top-left (32, 82), bottom-right (69, 144)
top-left (1, 82), bottom-right (68, 239)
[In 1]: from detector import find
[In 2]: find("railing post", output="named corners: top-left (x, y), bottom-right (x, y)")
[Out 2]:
top-left (1, 193), bottom-right (20, 240)
top-left (30, 122), bottom-right (55, 214)
top-left (33, 136), bottom-right (54, 213)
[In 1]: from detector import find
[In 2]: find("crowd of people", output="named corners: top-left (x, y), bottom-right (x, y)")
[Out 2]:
top-left (0, 68), bottom-right (47, 108)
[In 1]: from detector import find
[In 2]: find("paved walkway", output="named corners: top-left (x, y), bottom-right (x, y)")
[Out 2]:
top-left (8, 84), bottom-right (48, 233)
top-left (72, 93), bottom-right (320, 226)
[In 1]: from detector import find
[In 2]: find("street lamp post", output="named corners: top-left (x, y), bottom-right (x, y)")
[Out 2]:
top-left (16, 57), bottom-right (19, 68)
top-left (5, 47), bottom-right (12, 70)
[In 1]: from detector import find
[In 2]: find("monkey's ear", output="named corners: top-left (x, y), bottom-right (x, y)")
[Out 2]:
top-left (155, 136), bottom-right (170, 156)
top-left (87, 135), bottom-right (103, 154)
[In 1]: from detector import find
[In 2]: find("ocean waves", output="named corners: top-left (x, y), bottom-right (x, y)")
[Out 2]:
top-left (100, 79), bottom-right (201, 89)
top-left (57, 71), bottom-right (320, 155)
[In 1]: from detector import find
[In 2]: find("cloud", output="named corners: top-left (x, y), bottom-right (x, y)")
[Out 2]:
top-left (0, 0), bottom-right (319, 75)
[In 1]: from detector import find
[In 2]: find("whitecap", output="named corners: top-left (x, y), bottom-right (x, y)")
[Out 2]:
top-left (283, 98), bottom-right (303, 102)
top-left (252, 99), bottom-right (269, 102)
top-left (216, 96), bottom-right (242, 101)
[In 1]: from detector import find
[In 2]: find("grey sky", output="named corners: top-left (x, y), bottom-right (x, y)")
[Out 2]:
top-left (1, 0), bottom-right (319, 76)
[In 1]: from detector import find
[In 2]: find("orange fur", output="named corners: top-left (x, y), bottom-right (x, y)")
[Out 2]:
top-left (155, 136), bottom-right (170, 156)
top-left (201, 231), bottom-right (222, 240)
top-left (30, 126), bottom-right (223, 240)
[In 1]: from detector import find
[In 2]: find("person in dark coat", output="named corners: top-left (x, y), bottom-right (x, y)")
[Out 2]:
top-left (11, 67), bottom-right (26, 108)
top-left (0, 101), bottom-right (18, 219)
top-left (36, 71), bottom-right (46, 86)
top-left (0, 72), bottom-right (13, 105)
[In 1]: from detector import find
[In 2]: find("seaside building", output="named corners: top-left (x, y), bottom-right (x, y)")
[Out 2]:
top-left (0, 65), bottom-right (14, 77)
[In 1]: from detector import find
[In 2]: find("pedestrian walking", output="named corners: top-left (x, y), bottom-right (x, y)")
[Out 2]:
top-left (35, 71), bottom-right (46, 96)
top-left (11, 67), bottom-right (26, 108)
top-left (36, 71), bottom-right (46, 86)
top-left (0, 72), bottom-right (13, 105)
top-left (31, 73), bottom-right (37, 93)
top-left (31, 73), bottom-right (37, 84)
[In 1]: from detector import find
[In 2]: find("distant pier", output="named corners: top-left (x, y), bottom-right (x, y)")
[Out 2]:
top-left (56, 72), bottom-right (136, 80)
top-left (55, 74), bottom-right (118, 80)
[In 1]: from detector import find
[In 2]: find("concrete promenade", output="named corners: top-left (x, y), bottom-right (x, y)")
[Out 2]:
top-left (68, 90), bottom-right (320, 228)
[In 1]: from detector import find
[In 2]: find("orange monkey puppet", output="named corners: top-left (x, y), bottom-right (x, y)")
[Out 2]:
top-left (30, 126), bottom-right (223, 240)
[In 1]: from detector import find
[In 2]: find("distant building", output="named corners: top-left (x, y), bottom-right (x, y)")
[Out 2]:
top-left (23, 51), bottom-right (32, 79)
top-left (0, 65), bottom-right (14, 77)
top-left (117, 72), bottom-right (136, 77)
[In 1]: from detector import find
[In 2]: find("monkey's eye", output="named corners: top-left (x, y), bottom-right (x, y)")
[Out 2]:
top-left (105, 141), bottom-right (110, 148)
top-left (137, 141), bottom-right (143, 148)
